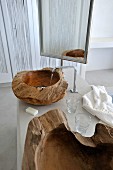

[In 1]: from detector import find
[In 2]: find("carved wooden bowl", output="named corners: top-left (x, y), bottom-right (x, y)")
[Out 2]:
top-left (12, 68), bottom-right (68, 105)
top-left (22, 109), bottom-right (113, 170)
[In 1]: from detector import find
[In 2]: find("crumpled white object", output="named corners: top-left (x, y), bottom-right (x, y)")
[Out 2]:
top-left (82, 85), bottom-right (113, 127)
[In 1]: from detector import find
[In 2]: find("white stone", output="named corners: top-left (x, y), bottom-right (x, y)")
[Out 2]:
top-left (26, 107), bottom-right (38, 116)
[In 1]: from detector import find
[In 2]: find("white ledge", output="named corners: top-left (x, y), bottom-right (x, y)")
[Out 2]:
top-left (90, 37), bottom-right (113, 48)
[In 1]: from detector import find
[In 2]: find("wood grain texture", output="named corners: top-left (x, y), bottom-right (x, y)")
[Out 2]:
top-left (22, 109), bottom-right (113, 170)
top-left (12, 68), bottom-right (68, 105)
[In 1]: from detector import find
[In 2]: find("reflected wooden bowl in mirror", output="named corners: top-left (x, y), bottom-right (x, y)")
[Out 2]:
top-left (12, 68), bottom-right (68, 105)
top-left (64, 49), bottom-right (84, 58)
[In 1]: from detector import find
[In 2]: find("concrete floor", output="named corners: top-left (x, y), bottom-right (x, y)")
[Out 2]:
top-left (0, 86), bottom-right (17, 170)
top-left (0, 69), bottom-right (113, 170)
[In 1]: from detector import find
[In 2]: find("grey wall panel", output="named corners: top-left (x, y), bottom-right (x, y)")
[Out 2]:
top-left (5, 0), bottom-right (32, 72)
top-left (0, 30), bottom-right (7, 73)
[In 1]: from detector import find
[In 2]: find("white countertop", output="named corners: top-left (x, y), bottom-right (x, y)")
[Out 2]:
top-left (17, 70), bottom-right (99, 170)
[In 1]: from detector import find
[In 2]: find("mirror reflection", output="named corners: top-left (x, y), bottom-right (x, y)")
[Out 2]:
top-left (38, 0), bottom-right (93, 63)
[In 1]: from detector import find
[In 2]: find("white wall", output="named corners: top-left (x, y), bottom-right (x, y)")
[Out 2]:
top-left (85, 0), bottom-right (113, 72)
top-left (86, 48), bottom-right (113, 71)
top-left (91, 0), bottom-right (113, 38)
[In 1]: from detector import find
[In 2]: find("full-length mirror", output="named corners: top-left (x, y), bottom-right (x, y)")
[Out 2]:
top-left (38, 0), bottom-right (94, 64)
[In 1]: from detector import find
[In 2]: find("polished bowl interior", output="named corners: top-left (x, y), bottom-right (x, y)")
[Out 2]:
top-left (22, 70), bottom-right (60, 87)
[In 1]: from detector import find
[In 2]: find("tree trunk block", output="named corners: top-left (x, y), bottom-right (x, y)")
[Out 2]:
top-left (12, 68), bottom-right (68, 105)
top-left (22, 109), bottom-right (113, 170)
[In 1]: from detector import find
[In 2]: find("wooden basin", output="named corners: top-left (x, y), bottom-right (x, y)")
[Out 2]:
top-left (12, 68), bottom-right (68, 105)
top-left (22, 109), bottom-right (113, 170)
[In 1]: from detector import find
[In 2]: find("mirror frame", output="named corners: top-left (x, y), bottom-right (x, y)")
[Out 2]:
top-left (38, 0), bottom-right (94, 64)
